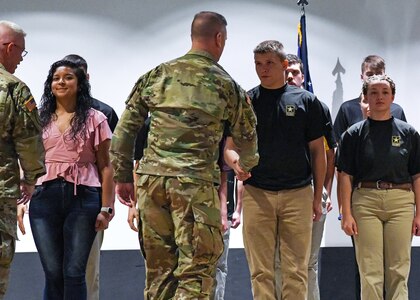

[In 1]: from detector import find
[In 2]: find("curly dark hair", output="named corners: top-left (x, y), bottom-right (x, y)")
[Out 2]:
top-left (39, 60), bottom-right (92, 141)
top-left (362, 74), bottom-right (396, 96)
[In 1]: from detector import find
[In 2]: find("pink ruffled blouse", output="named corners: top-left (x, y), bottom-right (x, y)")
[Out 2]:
top-left (36, 109), bottom-right (112, 193)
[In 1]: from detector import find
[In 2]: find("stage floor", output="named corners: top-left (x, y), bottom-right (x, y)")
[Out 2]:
top-left (6, 248), bottom-right (420, 299)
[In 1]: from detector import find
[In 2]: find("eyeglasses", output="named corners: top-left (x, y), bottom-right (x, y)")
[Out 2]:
top-left (2, 42), bottom-right (28, 58)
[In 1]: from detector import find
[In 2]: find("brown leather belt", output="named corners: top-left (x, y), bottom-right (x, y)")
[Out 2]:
top-left (357, 181), bottom-right (412, 191)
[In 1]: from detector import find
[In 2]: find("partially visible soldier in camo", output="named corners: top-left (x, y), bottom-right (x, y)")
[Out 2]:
top-left (0, 20), bottom-right (45, 299)
top-left (111, 11), bottom-right (259, 300)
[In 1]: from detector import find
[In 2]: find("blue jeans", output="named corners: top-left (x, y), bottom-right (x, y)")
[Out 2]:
top-left (29, 178), bottom-right (100, 300)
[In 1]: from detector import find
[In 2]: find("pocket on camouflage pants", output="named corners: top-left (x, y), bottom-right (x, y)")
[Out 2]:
top-left (191, 204), bottom-right (224, 265)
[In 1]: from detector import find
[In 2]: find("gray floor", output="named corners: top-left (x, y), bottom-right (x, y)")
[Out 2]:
top-left (5, 248), bottom-right (420, 299)
top-left (5, 249), bottom-right (253, 300)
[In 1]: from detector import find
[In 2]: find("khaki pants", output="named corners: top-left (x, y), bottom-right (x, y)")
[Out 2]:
top-left (86, 230), bottom-right (104, 300)
top-left (352, 188), bottom-right (414, 300)
top-left (137, 175), bottom-right (223, 300)
top-left (275, 190), bottom-right (328, 300)
top-left (243, 184), bottom-right (313, 300)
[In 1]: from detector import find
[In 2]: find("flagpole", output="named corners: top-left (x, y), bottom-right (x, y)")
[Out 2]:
top-left (296, 0), bottom-right (313, 92)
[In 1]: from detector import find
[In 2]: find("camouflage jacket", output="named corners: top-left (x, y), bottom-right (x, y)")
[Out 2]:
top-left (111, 50), bottom-right (259, 184)
top-left (0, 64), bottom-right (46, 199)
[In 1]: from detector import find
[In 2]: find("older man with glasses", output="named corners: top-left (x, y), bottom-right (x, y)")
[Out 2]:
top-left (0, 20), bottom-right (45, 299)
top-left (2, 42), bottom-right (28, 57)
top-left (0, 25), bottom-right (28, 74)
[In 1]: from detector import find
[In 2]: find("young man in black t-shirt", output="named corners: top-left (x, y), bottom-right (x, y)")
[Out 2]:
top-left (225, 40), bottom-right (326, 300)
top-left (333, 55), bottom-right (406, 142)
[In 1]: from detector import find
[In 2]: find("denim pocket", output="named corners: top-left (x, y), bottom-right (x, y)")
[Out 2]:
top-left (78, 185), bottom-right (101, 212)
top-left (29, 185), bottom-right (56, 216)
top-left (82, 186), bottom-right (100, 193)
top-left (191, 204), bottom-right (223, 266)
top-left (79, 186), bottom-right (100, 198)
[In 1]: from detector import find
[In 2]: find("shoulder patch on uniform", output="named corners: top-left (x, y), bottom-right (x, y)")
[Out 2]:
top-left (24, 96), bottom-right (37, 112)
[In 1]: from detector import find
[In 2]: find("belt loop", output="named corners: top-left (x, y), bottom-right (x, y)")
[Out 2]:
top-left (357, 182), bottom-right (361, 189)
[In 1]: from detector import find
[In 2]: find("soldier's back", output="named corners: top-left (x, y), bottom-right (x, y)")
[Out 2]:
top-left (138, 51), bottom-right (241, 183)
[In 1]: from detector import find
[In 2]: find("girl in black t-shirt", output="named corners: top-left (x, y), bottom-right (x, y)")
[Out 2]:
top-left (337, 75), bottom-right (420, 300)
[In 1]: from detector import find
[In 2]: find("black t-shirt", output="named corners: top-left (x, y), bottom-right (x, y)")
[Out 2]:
top-left (91, 97), bottom-right (119, 132)
top-left (321, 101), bottom-right (337, 150)
top-left (333, 96), bottom-right (406, 141)
top-left (336, 117), bottom-right (420, 185)
top-left (245, 84), bottom-right (325, 191)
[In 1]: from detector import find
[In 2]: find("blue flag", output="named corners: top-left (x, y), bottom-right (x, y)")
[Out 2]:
top-left (297, 13), bottom-right (313, 93)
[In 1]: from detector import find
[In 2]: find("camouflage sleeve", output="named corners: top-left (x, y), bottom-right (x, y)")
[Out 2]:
top-left (110, 71), bottom-right (152, 183)
top-left (12, 82), bottom-right (46, 184)
top-left (228, 85), bottom-right (259, 172)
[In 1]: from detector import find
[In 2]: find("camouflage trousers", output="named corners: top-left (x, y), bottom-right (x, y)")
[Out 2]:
top-left (0, 231), bottom-right (14, 300)
top-left (136, 175), bottom-right (224, 300)
top-left (0, 198), bottom-right (17, 300)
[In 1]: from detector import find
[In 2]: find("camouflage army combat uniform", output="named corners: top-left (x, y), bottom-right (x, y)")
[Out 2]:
top-left (0, 63), bottom-right (45, 297)
top-left (111, 49), bottom-right (259, 299)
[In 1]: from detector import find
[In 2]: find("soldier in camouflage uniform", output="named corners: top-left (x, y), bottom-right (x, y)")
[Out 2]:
top-left (0, 20), bottom-right (45, 299)
top-left (111, 11), bottom-right (259, 300)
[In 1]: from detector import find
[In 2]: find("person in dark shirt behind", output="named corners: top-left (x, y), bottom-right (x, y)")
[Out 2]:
top-left (333, 55), bottom-right (406, 141)
top-left (277, 54), bottom-right (335, 300)
top-left (63, 55), bottom-right (118, 132)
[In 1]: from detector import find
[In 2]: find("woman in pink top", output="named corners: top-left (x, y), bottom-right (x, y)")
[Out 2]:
top-left (28, 60), bottom-right (113, 300)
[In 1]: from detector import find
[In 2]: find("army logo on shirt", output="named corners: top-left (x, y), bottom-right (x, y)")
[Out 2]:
top-left (286, 105), bottom-right (296, 117)
top-left (392, 136), bottom-right (401, 147)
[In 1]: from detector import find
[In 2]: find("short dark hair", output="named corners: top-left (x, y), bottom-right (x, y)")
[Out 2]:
top-left (191, 11), bottom-right (227, 39)
top-left (361, 55), bottom-right (385, 74)
top-left (253, 40), bottom-right (286, 61)
top-left (63, 54), bottom-right (88, 72)
top-left (286, 54), bottom-right (303, 72)
top-left (362, 74), bottom-right (396, 96)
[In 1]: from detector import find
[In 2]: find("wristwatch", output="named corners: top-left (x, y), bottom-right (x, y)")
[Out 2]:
top-left (100, 207), bottom-right (113, 214)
